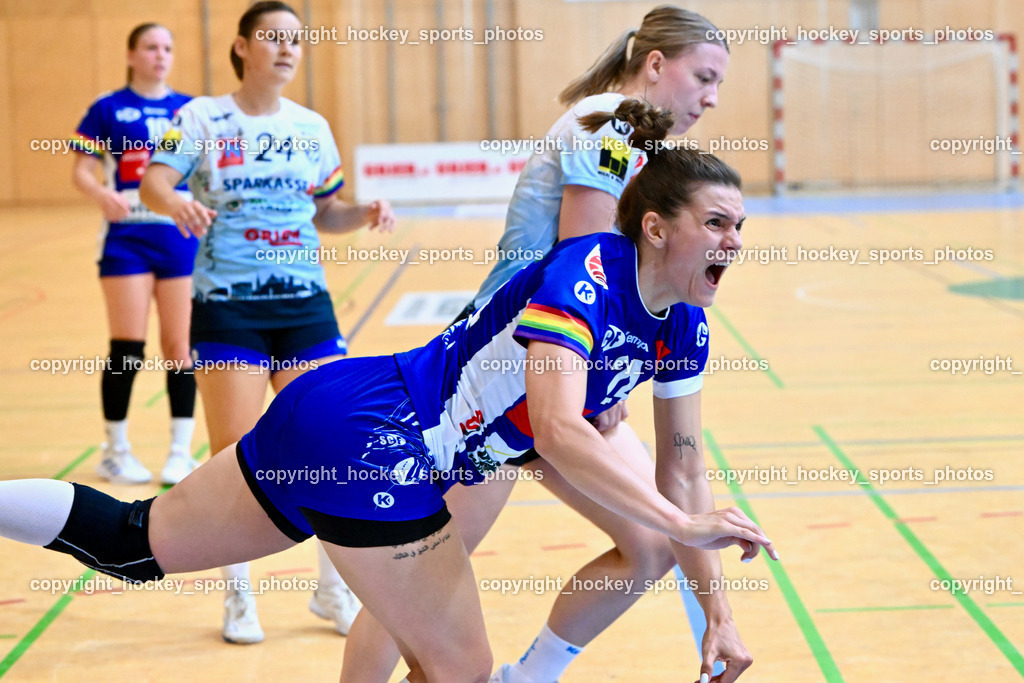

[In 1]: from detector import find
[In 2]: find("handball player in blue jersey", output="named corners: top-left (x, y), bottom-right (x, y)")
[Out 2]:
top-left (138, 2), bottom-right (395, 646)
top-left (71, 23), bottom-right (197, 487)
top-left (0, 146), bottom-right (778, 683)
top-left (345, 7), bottom-right (745, 683)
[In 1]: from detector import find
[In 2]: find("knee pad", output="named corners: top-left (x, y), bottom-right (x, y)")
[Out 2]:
top-left (44, 483), bottom-right (164, 584)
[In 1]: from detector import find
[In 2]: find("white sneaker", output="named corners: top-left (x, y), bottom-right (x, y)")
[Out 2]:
top-left (309, 583), bottom-right (361, 635)
top-left (96, 443), bottom-right (152, 484)
top-left (222, 590), bottom-right (264, 644)
top-left (160, 448), bottom-right (198, 485)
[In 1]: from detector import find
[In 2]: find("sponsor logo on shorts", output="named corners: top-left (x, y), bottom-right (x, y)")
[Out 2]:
top-left (373, 492), bottom-right (395, 508)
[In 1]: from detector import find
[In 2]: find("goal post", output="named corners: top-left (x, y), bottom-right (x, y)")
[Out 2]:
top-left (771, 33), bottom-right (1019, 194)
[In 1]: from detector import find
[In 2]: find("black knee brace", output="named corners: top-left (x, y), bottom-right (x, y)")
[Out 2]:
top-left (44, 483), bottom-right (165, 584)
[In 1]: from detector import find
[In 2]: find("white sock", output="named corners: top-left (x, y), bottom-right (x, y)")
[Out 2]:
top-left (222, 562), bottom-right (253, 594)
top-left (104, 420), bottom-right (129, 449)
top-left (0, 480), bottom-right (75, 545)
top-left (169, 417), bottom-right (195, 452)
top-left (511, 623), bottom-right (583, 683)
top-left (317, 541), bottom-right (344, 588)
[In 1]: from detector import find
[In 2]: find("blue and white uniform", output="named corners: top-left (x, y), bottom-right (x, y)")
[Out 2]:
top-left (149, 95), bottom-right (348, 369)
top-left (72, 87), bottom-right (197, 278)
top-left (238, 233), bottom-right (709, 547)
top-left (472, 93), bottom-right (647, 309)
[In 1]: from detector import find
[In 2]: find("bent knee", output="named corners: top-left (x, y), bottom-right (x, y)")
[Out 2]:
top-left (616, 532), bottom-right (676, 580)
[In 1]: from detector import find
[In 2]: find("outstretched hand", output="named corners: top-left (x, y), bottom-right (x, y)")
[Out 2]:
top-left (170, 200), bottom-right (217, 238)
top-left (678, 507), bottom-right (778, 562)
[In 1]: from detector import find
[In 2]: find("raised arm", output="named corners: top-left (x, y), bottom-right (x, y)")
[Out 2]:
top-left (653, 392), bottom-right (764, 682)
top-left (524, 340), bottom-right (775, 559)
top-left (139, 163), bottom-right (216, 238)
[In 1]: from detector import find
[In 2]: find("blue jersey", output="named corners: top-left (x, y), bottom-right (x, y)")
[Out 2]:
top-left (472, 93), bottom-right (647, 308)
top-left (150, 95), bottom-right (344, 303)
top-left (395, 233), bottom-right (709, 479)
top-left (72, 87), bottom-right (192, 225)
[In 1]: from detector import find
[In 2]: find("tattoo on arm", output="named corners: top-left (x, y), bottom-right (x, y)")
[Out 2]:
top-left (673, 432), bottom-right (697, 458)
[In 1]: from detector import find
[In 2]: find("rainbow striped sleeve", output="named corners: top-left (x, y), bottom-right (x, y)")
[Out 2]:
top-left (309, 164), bottom-right (344, 197)
top-left (69, 132), bottom-right (104, 158)
top-left (515, 303), bottom-right (594, 359)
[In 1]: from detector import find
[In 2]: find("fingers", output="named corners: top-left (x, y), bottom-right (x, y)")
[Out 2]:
top-left (174, 201), bottom-right (216, 237)
top-left (718, 508), bottom-right (778, 561)
top-left (366, 200), bottom-right (397, 233)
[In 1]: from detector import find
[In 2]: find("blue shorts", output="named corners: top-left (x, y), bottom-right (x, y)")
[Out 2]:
top-left (98, 223), bottom-right (198, 279)
top-left (237, 355), bottom-right (457, 547)
top-left (191, 293), bottom-right (347, 374)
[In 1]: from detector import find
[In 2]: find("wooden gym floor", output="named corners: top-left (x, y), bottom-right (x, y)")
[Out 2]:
top-left (0, 197), bottom-right (1022, 681)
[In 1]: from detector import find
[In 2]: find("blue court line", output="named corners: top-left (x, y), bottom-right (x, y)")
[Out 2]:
top-left (675, 566), bottom-right (726, 678)
top-left (345, 243), bottom-right (419, 343)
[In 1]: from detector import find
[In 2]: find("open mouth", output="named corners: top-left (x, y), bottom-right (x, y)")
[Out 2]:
top-left (705, 261), bottom-right (729, 286)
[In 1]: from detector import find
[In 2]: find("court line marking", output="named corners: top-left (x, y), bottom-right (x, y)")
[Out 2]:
top-left (715, 434), bottom-right (1024, 451)
top-left (0, 571), bottom-right (95, 678)
top-left (333, 224), bottom-right (414, 310)
top-left (708, 308), bottom-right (784, 388)
top-left (144, 389), bottom-right (166, 407)
top-left (814, 425), bottom-right (1024, 675)
top-left (346, 243), bottom-right (420, 343)
top-left (817, 605), bottom-right (954, 613)
top-left (704, 429), bottom-right (843, 681)
top-left (1, 441), bottom-right (209, 677)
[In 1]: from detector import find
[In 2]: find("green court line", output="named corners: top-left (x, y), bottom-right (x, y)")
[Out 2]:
top-left (0, 569), bottom-right (96, 678)
top-left (0, 638), bottom-right (14, 641)
top-left (144, 389), bottom-right (166, 407)
top-left (814, 425), bottom-right (1024, 675)
top-left (708, 308), bottom-right (784, 388)
top-left (817, 605), bottom-right (954, 614)
top-left (332, 224), bottom-right (413, 309)
top-left (704, 429), bottom-right (843, 681)
top-left (989, 603), bottom-right (1024, 608)
top-left (51, 446), bottom-right (96, 481)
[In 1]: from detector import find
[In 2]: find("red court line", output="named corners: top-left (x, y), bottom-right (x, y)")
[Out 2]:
top-left (0, 600), bottom-right (25, 607)
top-left (896, 516), bottom-right (937, 523)
top-left (541, 543), bottom-right (588, 551)
top-left (806, 522), bottom-right (850, 529)
top-left (980, 511), bottom-right (1023, 518)
top-left (471, 550), bottom-right (497, 557)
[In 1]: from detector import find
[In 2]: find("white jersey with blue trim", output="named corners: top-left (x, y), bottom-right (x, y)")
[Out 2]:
top-left (472, 92), bottom-right (647, 309)
top-left (395, 233), bottom-right (709, 479)
top-left (150, 95), bottom-right (344, 302)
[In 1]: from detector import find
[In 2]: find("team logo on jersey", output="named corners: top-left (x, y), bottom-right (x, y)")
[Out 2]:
top-left (115, 107), bottom-right (141, 123)
top-left (460, 409), bottom-right (485, 436)
top-left (574, 281), bottom-right (596, 305)
top-left (634, 153), bottom-right (646, 172)
top-left (610, 118), bottom-right (632, 136)
top-left (157, 128), bottom-right (182, 153)
top-left (390, 456), bottom-right (418, 486)
top-left (601, 325), bottom-right (626, 352)
top-left (597, 136), bottom-right (632, 181)
top-left (372, 492), bottom-right (395, 508)
top-left (217, 137), bottom-right (245, 168)
top-left (585, 244), bottom-right (607, 289)
top-left (696, 322), bottom-right (708, 347)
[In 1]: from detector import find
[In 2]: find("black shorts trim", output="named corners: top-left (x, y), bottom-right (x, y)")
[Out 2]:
top-left (300, 505), bottom-right (453, 548)
top-left (504, 449), bottom-right (541, 467)
top-left (235, 443), bottom-right (312, 543)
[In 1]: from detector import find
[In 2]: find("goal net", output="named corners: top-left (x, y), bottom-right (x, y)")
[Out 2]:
top-left (772, 34), bottom-right (1019, 193)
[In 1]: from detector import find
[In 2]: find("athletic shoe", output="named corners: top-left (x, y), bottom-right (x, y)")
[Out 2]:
top-left (222, 590), bottom-right (264, 644)
top-left (160, 448), bottom-right (198, 485)
top-left (96, 443), bottom-right (152, 484)
top-left (309, 583), bottom-right (361, 635)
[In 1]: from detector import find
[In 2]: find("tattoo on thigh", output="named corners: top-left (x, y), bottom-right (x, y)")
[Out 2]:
top-left (673, 433), bottom-right (697, 458)
top-left (391, 530), bottom-right (452, 560)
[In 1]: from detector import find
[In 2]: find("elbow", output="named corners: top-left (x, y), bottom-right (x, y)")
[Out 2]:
top-left (530, 414), bottom-right (578, 461)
